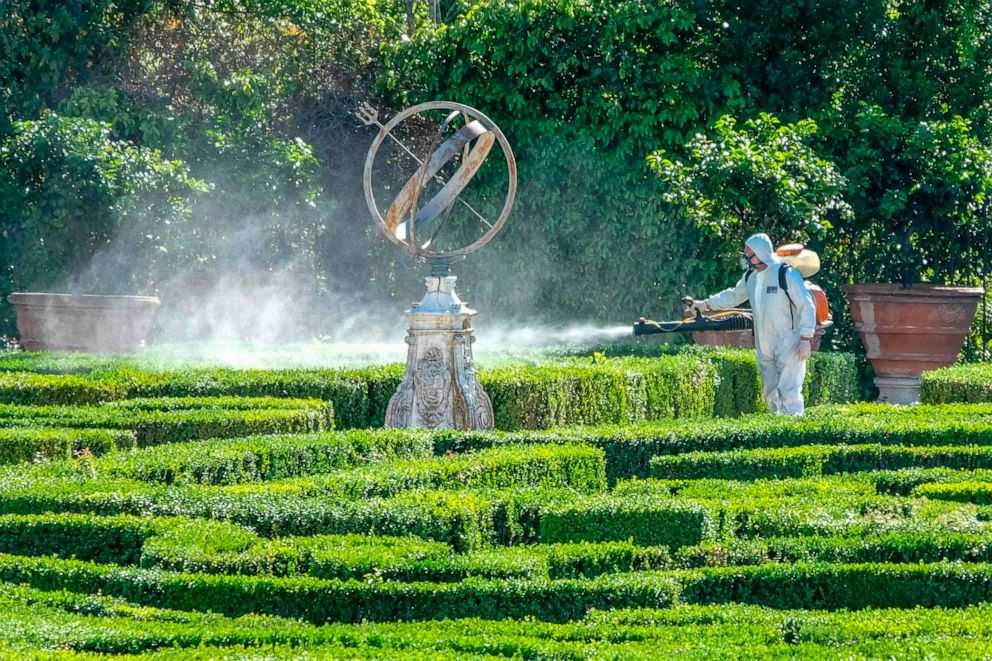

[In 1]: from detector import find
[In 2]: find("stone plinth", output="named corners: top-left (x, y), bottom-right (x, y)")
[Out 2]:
top-left (385, 276), bottom-right (493, 430)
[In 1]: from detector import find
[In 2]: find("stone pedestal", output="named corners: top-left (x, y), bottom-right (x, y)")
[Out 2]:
top-left (385, 275), bottom-right (494, 430)
top-left (873, 376), bottom-right (922, 406)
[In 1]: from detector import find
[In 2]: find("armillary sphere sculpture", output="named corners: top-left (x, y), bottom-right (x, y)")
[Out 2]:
top-left (357, 100), bottom-right (516, 430)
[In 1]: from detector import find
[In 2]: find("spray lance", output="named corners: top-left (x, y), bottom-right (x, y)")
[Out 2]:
top-left (633, 298), bottom-right (753, 336)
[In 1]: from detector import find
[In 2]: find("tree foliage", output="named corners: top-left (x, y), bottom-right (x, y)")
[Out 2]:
top-left (377, 0), bottom-right (992, 344)
top-left (1, 0), bottom-right (991, 347)
top-left (0, 115), bottom-right (207, 303)
top-left (649, 114), bottom-right (851, 250)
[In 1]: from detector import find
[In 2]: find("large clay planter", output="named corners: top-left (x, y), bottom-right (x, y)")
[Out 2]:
top-left (692, 329), bottom-right (755, 349)
top-left (692, 326), bottom-right (826, 351)
top-left (841, 283), bottom-right (984, 404)
top-left (7, 293), bottom-right (160, 353)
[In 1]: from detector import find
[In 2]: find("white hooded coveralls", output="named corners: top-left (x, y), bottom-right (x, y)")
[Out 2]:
top-left (705, 233), bottom-right (817, 415)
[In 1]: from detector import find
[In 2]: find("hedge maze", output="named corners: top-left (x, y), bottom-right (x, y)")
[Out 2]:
top-left (4, 348), bottom-right (992, 657)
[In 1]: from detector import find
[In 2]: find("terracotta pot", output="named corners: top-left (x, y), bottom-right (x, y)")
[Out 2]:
top-left (692, 328), bottom-right (755, 348)
top-left (841, 283), bottom-right (984, 404)
top-left (692, 326), bottom-right (826, 351)
top-left (7, 292), bottom-right (160, 353)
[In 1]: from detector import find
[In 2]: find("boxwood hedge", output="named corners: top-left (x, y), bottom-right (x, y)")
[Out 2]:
top-left (0, 349), bottom-right (859, 430)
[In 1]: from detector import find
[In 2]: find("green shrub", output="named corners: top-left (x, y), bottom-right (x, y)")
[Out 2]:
top-left (0, 372), bottom-right (121, 405)
top-left (709, 350), bottom-right (762, 416)
top-left (0, 511), bottom-right (664, 583)
top-left (913, 482), bottom-right (992, 505)
top-left (680, 562), bottom-right (992, 610)
top-left (539, 495), bottom-right (716, 548)
top-left (871, 468), bottom-right (992, 496)
top-left (0, 513), bottom-right (156, 565)
top-left (0, 466), bottom-right (576, 552)
top-left (525, 363), bottom-right (644, 425)
top-left (612, 477), bottom-right (988, 539)
top-left (805, 352), bottom-right (859, 405)
top-left (147, 443), bottom-right (605, 499)
top-left (99, 429), bottom-right (433, 485)
top-left (0, 553), bottom-right (680, 623)
top-left (434, 404), bottom-right (992, 483)
top-left (612, 475), bottom-right (878, 502)
top-left (675, 532), bottom-right (992, 568)
top-left (294, 444), bottom-right (607, 501)
top-left (727, 496), bottom-right (983, 539)
top-left (543, 541), bottom-right (671, 579)
top-left (0, 399), bottom-right (333, 447)
top-left (0, 427), bottom-right (136, 464)
top-left (0, 349), bottom-right (858, 430)
top-left (339, 364), bottom-right (406, 428)
top-left (100, 395), bottom-right (330, 411)
top-left (114, 368), bottom-right (371, 429)
top-left (922, 364), bottom-right (992, 404)
top-left (650, 443), bottom-right (992, 481)
top-left (652, 445), bottom-right (832, 480)
top-left (8, 580), bottom-right (992, 658)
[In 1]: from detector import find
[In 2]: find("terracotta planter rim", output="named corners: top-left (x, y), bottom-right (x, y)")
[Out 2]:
top-left (840, 283), bottom-right (984, 298)
top-left (7, 292), bottom-right (160, 308)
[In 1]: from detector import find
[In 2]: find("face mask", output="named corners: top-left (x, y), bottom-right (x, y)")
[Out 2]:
top-left (739, 253), bottom-right (751, 271)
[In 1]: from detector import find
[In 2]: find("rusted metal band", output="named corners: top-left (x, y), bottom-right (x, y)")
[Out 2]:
top-left (385, 119), bottom-right (495, 242)
top-left (362, 101), bottom-right (516, 258)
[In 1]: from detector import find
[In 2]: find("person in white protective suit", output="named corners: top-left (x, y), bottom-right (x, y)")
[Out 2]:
top-left (689, 233), bottom-right (817, 415)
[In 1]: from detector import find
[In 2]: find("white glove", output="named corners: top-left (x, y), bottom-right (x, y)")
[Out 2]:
top-left (690, 299), bottom-right (709, 314)
top-left (798, 339), bottom-right (812, 360)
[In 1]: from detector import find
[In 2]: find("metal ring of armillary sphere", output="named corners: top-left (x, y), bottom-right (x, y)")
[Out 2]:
top-left (360, 101), bottom-right (516, 259)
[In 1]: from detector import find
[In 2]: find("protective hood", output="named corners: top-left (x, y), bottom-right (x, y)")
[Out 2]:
top-left (745, 233), bottom-right (780, 266)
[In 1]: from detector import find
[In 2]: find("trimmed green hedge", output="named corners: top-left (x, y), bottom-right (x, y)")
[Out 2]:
top-left (107, 442), bottom-right (605, 496)
top-left (0, 349), bottom-right (859, 430)
top-left (276, 444), bottom-right (607, 501)
top-left (538, 495), bottom-right (716, 548)
top-left (676, 532), bottom-right (992, 568)
top-left (98, 429), bottom-right (434, 485)
top-left (0, 398), bottom-right (334, 447)
top-left (913, 481), bottom-right (992, 505)
top-left (0, 512), bottom-right (669, 583)
top-left (871, 468), bottom-right (992, 496)
top-left (610, 477), bottom-right (988, 539)
top-left (650, 443), bottom-right (992, 481)
top-left (679, 562), bottom-right (992, 611)
top-left (0, 472), bottom-right (530, 551)
top-left (116, 367), bottom-right (378, 430)
top-left (4, 579), bottom-right (992, 658)
top-left (21, 404), bottom-right (975, 483)
top-left (483, 356), bottom-right (717, 430)
top-left (6, 581), bottom-right (992, 658)
top-left (615, 474), bottom-right (878, 501)
top-left (434, 403), bottom-right (992, 483)
top-left (0, 553), bottom-right (681, 624)
top-left (922, 364), bottom-right (992, 404)
top-left (0, 427), bottom-right (136, 464)
top-left (0, 371), bottom-right (121, 405)
top-left (5, 553), bottom-right (992, 619)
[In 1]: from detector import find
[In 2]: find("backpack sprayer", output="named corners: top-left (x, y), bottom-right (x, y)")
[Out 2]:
top-left (632, 244), bottom-right (831, 338)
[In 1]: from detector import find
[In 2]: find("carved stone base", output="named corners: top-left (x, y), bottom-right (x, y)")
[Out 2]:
top-left (385, 275), bottom-right (494, 430)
